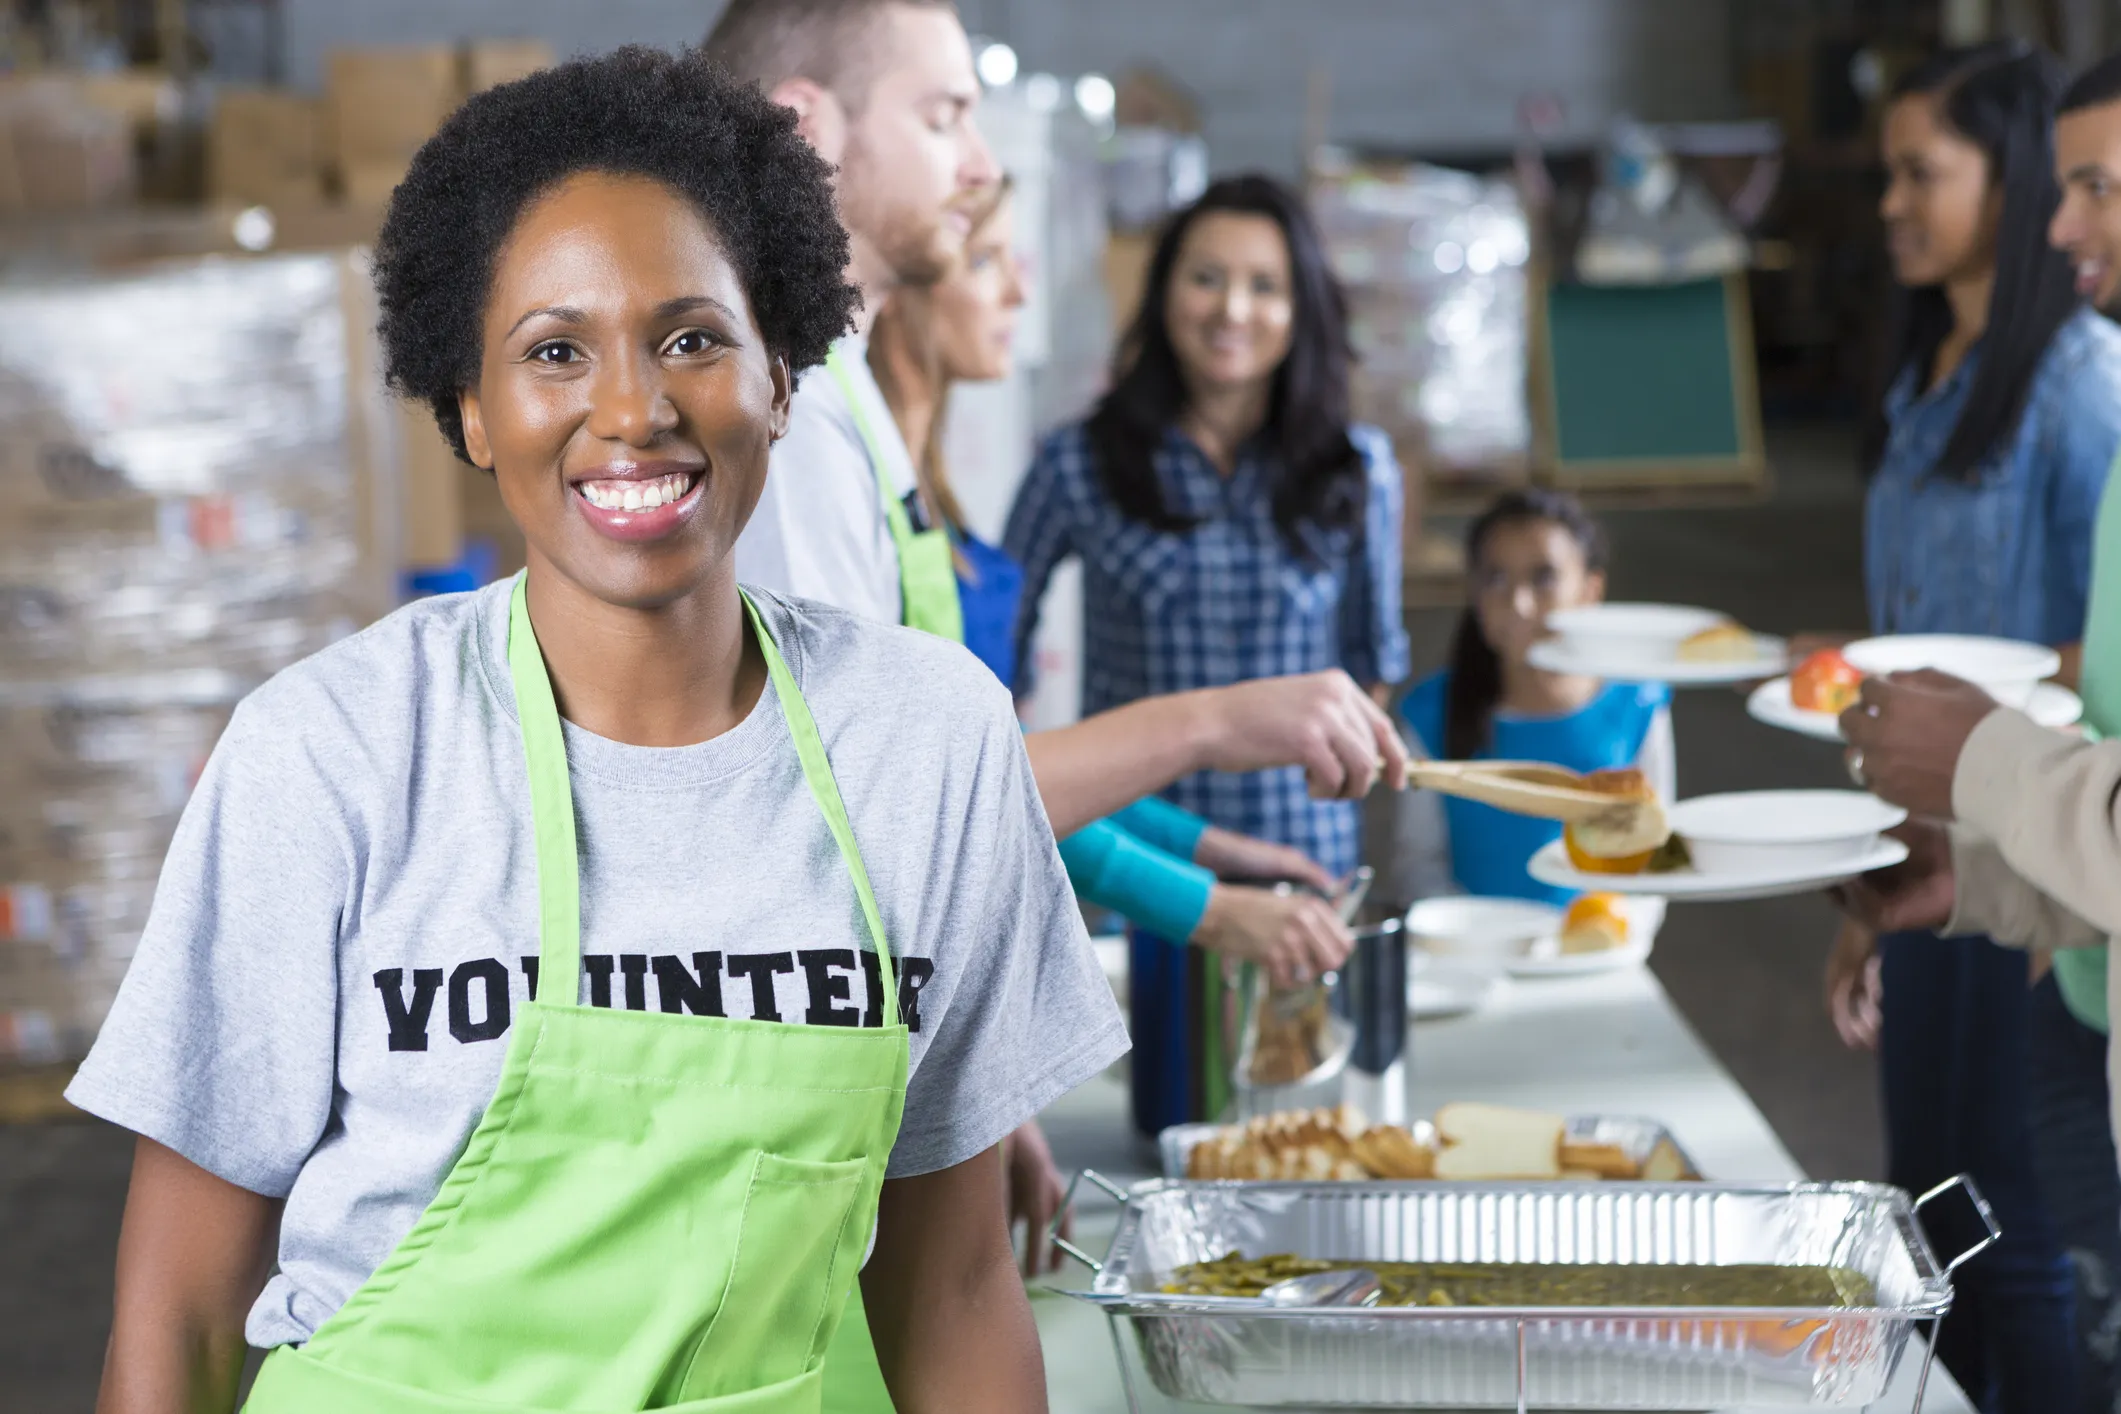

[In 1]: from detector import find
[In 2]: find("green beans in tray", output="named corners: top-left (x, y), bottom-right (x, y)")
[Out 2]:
top-left (1163, 1252), bottom-right (1878, 1308)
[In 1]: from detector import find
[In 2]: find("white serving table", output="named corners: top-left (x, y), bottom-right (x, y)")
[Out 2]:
top-left (1030, 960), bottom-right (1973, 1414)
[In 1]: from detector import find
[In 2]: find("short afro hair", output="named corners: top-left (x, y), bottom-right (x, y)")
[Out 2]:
top-left (371, 45), bottom-right (858, 464)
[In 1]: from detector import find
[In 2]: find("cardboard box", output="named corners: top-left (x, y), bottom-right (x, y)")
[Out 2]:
top-left (0, 80), bottom-right (135, 215)
top-left (208, 88), bottom-right (322, 207)
top-left (339, 160), bottom-right (406, 210)
top-left (464, 39), bottom-right (556, 95)
top-left (1103, 232), bottom-right (1153, 333)
top-left (326, 46), bottom-right (460, 177)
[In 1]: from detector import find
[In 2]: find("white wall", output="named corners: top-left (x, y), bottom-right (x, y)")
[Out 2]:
top-left (250, 0), bottom-right (1737, 177)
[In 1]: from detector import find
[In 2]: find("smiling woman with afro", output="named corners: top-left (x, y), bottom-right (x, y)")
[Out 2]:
top-left (373, 44), bottom-right (859, 462)
top-left (66, 41), bottom-right (1108, 1414)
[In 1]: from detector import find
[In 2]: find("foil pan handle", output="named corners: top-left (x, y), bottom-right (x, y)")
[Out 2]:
top-left (1914, 1173), bottom-right (2001, 1277)
top-left (1050, 1168), bottom-right (1130, 1273)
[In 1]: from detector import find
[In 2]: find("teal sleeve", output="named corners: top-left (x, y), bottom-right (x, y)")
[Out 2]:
top-left (1057, 818), bottom-right (1215, 942)
top-left (1107, 796), bottom-right (1209, 862)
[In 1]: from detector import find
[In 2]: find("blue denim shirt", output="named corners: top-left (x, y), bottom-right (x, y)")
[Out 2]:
top-left (1867, 307), bottom-right (2121, 641)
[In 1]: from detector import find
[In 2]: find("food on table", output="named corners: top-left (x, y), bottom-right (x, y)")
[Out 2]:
top-left (1559, 893), bottom-right (1630, 954)
top-left (1640, 1136), bottom-right (1690, 1182)
top-left (1790, 648), bottom-right (1866, 714)
top-left (1675, 620), bottom-right (1762, 663)
top-left (1161, 1251), bottom-right (1877, 1309)
top-left (1563, 767), bottom-right (1675, 873)
top-left (1185, 1105), bottom-right (1429, 1181)
top-left (1183, 1103), bottom-right (1701, 1183)
top-left (1433, 1101), bottom-right (1565, 1179)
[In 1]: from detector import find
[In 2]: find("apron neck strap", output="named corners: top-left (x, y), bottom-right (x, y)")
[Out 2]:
top-left (506, 574), bottom-right (898, 1013)
top-left (824, 346), bottom-right (918, 549)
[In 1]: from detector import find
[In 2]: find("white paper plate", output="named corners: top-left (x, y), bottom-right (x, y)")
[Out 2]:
top-left (1509, 930), bottom-right (1655, 978)
top-left (1528, 633), bottom-right (1791, 686)
top-left (1405, 896), bottom-right (1655, 978)
top-left (1748, 676), bottom-right (2084, 742)
top-left (1406, 953), bottom-right (1499, 1018)
top-left (1525, 835), bottom-right (1910, 902)
top-left (1403, 896), bottom-right (1560, 960)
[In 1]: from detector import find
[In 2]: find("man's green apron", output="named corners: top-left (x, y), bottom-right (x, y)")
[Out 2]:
top-left (815, 343), bottom-right (960, 1412)
top-left (824, 346), bottom-right (964, 643)
top-left (243, 575), bottom-right (909, 1412)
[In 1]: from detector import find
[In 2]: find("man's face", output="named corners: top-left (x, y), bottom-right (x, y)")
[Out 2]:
top-left (834, 5), bottom-right (998, 286)
top-left (2052, 99), bottom-right (2121, 311)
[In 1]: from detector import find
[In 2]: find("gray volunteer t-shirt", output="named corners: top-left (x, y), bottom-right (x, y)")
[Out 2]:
top-left (68, 582), bottom-right (1128, 1350)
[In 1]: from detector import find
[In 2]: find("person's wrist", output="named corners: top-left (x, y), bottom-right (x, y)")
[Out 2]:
top-left (1190, 884), bottom-right (1232, 945)
top-left (1179, 686), bottom-right (1232, 775)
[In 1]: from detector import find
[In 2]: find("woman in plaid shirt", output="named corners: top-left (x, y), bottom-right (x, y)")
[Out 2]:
top-left (1004, 174), bottom-right (1409, 885)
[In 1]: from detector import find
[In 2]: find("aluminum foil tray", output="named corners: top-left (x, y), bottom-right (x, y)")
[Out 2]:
top-left (1065, 1177), bottom-right (1989, 1410)
top-left (1161, 1115), bottom-right (1704, 1183)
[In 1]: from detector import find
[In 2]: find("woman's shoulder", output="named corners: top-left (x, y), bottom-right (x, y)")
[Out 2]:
top-left (2035, 307), bottom-right (2121, 401)
top-left (240, 585), bottom-right (501, 738)
top-left (1347, 422), bottom-right (1401, 479)
top-left (1030, 419), bottom-right (1098, 475)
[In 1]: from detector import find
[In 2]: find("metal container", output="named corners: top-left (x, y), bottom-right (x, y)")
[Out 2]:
top-left (1057, 1173), bottom-right (1993, 1411)
top-left (1159, 1114), bottom-right (1705, 1183)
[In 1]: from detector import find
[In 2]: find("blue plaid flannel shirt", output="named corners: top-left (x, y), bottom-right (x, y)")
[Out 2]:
top-left (1003, 421), bottom-right (1410, 878)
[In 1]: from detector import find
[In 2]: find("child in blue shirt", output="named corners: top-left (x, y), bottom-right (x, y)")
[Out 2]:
top-left (1399, 489), bottom-right (1673, 908)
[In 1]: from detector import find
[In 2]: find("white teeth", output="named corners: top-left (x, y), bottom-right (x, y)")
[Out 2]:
top-left (578, 472), bottom-right (694, 513)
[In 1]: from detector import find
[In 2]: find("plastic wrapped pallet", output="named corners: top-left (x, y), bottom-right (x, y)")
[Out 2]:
top-left (1311, 153), bottom-right (1532, 497)
top-left (0, 252), bottom-right (396, 1066)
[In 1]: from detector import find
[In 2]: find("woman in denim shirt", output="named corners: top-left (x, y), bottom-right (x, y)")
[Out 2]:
top-left (1822, 44), bottom-right (2121, 1412)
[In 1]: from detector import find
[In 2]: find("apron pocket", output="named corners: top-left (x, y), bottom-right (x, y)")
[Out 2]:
top-left (676, 1151), bottom-right (869, 1402)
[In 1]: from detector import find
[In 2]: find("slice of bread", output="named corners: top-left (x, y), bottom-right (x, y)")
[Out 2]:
top-left (1640, 1137), bottom-right (1692, 1182)
top-left (1432, 1102), bottom-right (1566, 1180)
top-left (1558, 1139), bottom-right (1640, 1179)
top-left (1676, 621), bottom-right (1759, 662)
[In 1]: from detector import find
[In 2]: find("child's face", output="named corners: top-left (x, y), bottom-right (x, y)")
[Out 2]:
top-left (1472, 518), bottom-right (1605, 666)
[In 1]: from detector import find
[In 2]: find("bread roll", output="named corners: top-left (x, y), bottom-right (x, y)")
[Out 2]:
top-left (1563, 768), bottom-right (1672, 871)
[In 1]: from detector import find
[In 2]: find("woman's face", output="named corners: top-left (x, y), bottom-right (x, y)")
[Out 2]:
top-left (1472, 519), bottom-right (1605, 668)
top-left (460, 171), bottom-right (792, 612)
top-left (1880, 93), bottom-right (1999, 288)
top-left (929, 195), bottom-right (1025, 383)
top-left (1163, 211), bottom-right (1296, 395)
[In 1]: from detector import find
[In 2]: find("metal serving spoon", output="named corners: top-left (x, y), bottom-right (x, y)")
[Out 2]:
top-left (1258, 1267), bottom-right (1384, 1308)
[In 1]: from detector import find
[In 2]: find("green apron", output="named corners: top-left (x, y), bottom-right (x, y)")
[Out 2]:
top-left (815, 344), bottom-right (954, 1414)
top-left (824, 346), bottom-right (964, 644)
top-left (243, 575), bottom-right (910, 1413)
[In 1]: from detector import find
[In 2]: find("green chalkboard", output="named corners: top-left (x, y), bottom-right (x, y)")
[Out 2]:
top-left (1537, 274), bottom-right (1764, 486)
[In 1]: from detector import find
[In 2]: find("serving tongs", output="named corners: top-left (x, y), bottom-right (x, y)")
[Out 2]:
top-left (1407, 760), bottom-right (1655, 828)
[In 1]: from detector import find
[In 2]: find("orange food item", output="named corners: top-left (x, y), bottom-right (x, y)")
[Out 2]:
top-left (1791, 649), bottom-right (1864, 715)
top-left (1563, 769), bottom-right (1658, 874)
top-left (1560, 893), bottom-right (1631, 952)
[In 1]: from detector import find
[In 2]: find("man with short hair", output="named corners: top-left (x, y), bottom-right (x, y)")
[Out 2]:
top-left (1842, 51), bottom-right (2121, 1412)
top-left (710, 0), bottom-right (1405, 833)
top-left (703, 6), bottom-right (1406, 1408)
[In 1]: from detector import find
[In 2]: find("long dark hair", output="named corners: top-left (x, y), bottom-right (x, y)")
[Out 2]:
top-left (1086, 174), bottom-right (1364, 551)
top-left (1442, 489), bottom-right (1609, 761)
top-left (1867, 42), bottom-right (2078, 480)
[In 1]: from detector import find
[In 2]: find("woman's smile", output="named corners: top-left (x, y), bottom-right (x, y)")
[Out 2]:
top-left (569, 461), bottom-right (708, 542)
